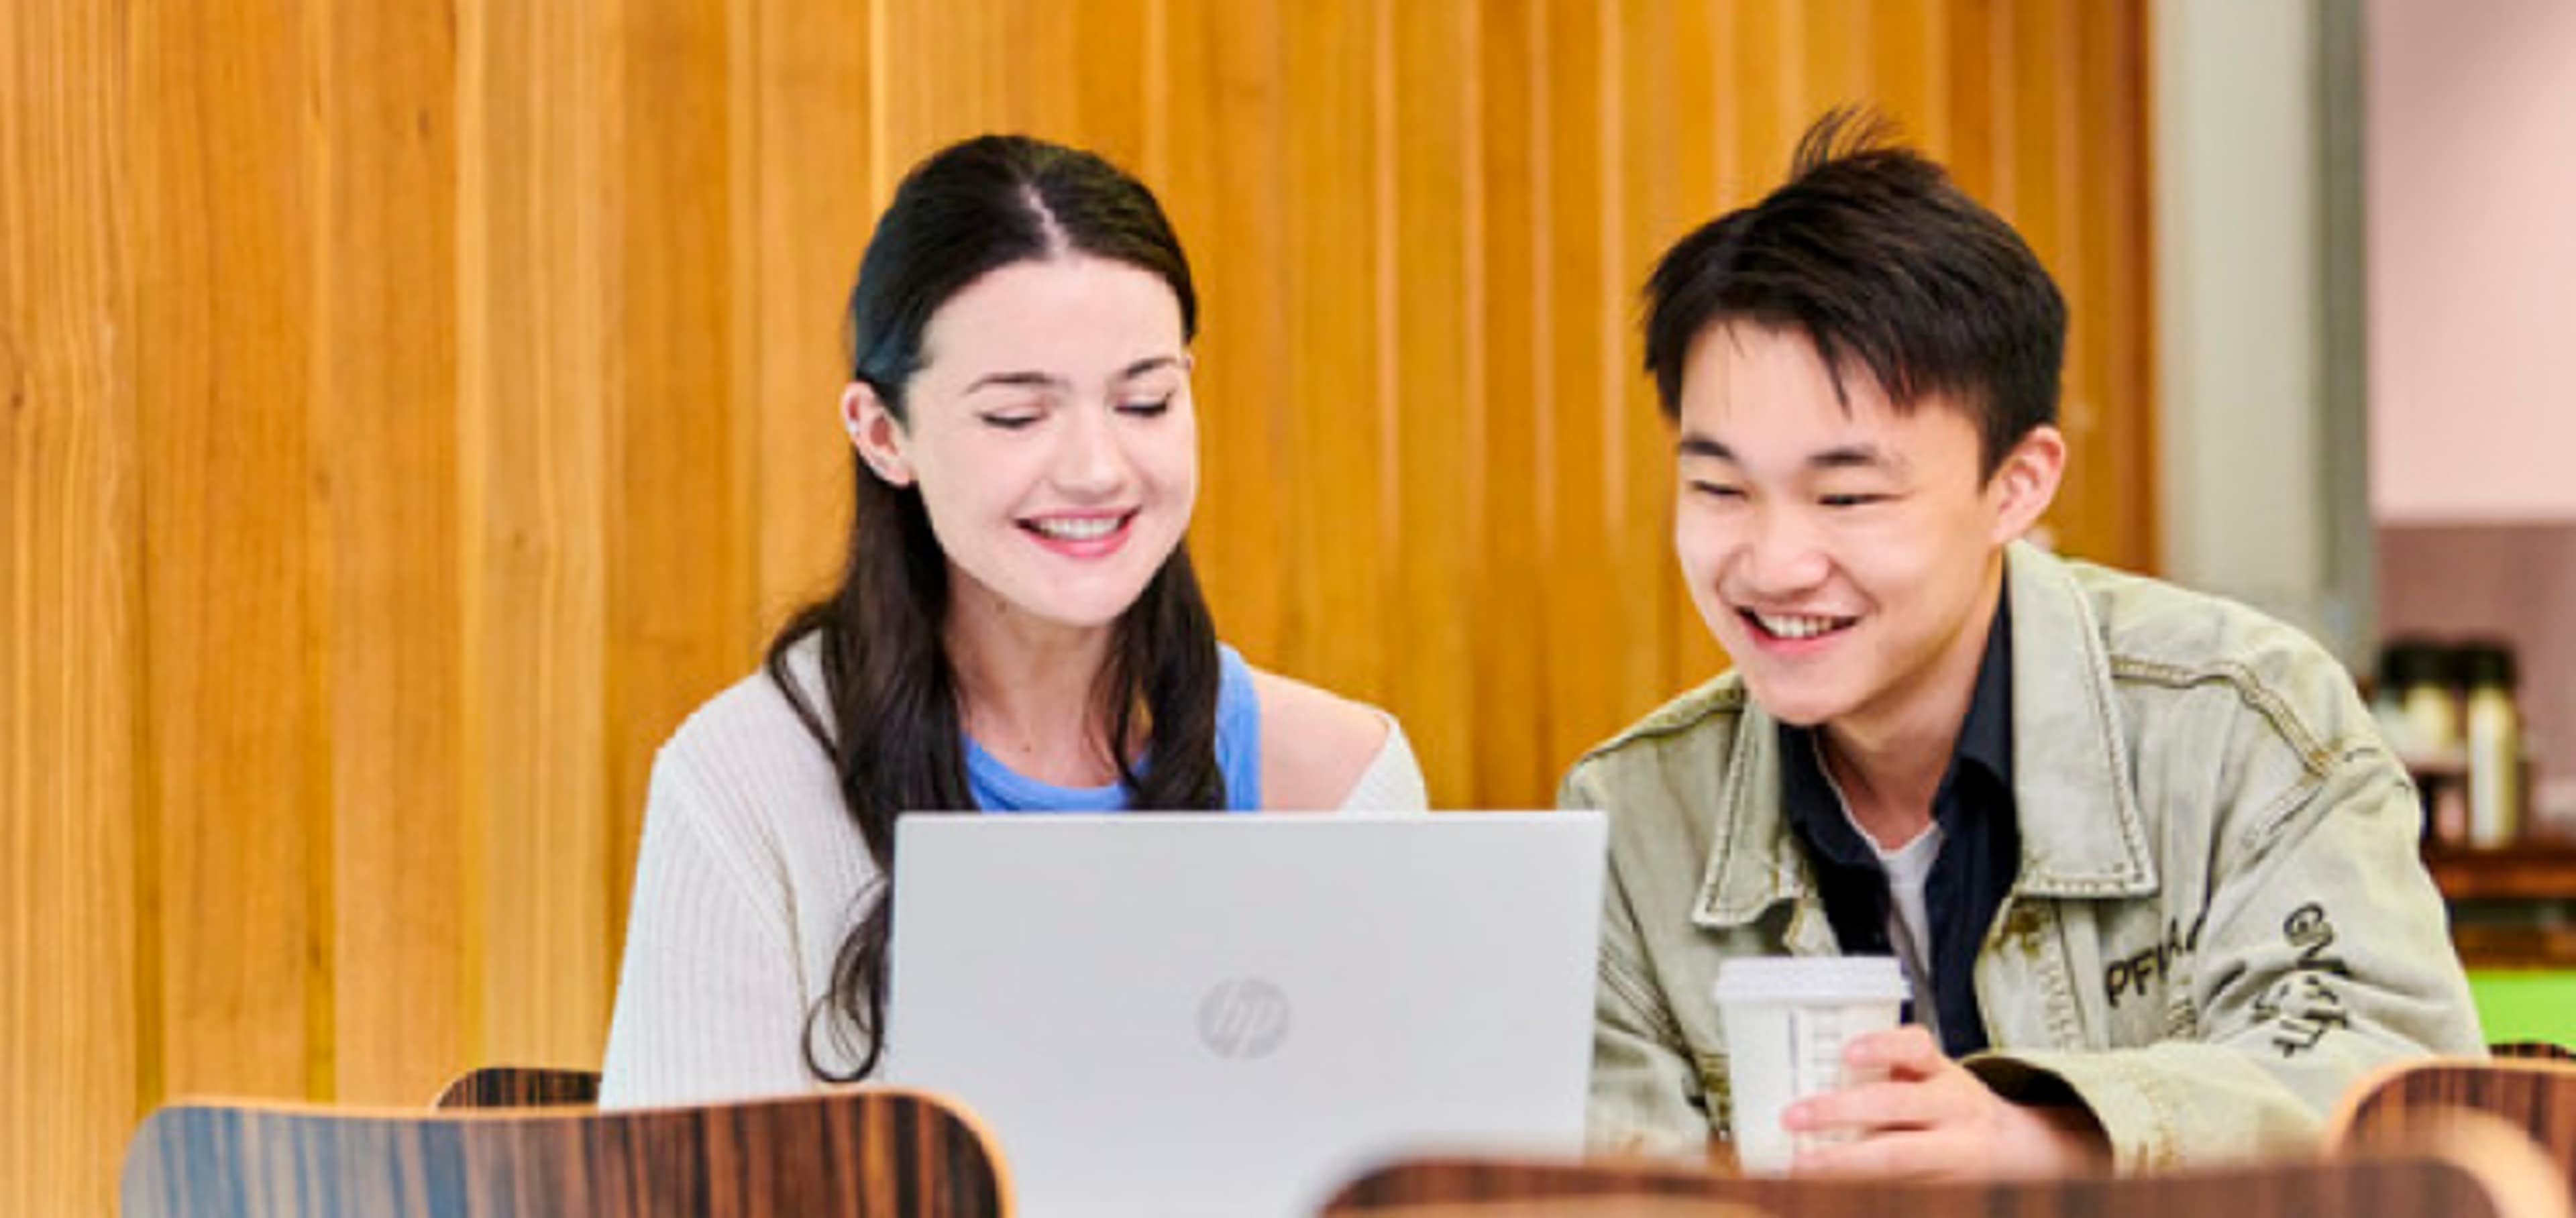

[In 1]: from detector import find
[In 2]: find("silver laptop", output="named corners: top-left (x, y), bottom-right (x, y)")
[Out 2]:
top-left (881, 811), bottom-right (1606, 1218)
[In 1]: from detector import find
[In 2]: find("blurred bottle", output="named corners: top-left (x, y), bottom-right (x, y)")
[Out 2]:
top-left (2458, 640), bottom-right (2523, 848)
top-left (2376, 639), bottom-right (2466, 844)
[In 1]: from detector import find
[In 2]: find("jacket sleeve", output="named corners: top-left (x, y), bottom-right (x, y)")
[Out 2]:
top-left (1968, 747), bottom-right (2485, 1172)
top-left (597, 746), bottom-right (820, 1109)
top-left (1568, 763), bottom-right (1719, 1158)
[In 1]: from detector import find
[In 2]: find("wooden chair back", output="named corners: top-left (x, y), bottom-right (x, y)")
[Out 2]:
top-left (1324, 1120), bottom-right (2569, 1218)
top-left (2333, 1056), bottom-right (2576, 1202)
top-left (431, 1066), bottom-right (602, 1110)
top-left (121, 1086), bottom-right (1008, 1217)
top-left (2498, 1042), bottom-right (2576, 1063)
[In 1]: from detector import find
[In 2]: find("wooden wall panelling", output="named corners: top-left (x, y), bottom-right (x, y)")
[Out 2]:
top-left (744, 0), bottom-right (875, 634)
top-left (2086, 0), bottom-right (2157, 568)
top-left (1869, 0), bottom-right (1951, 149)
top-left (457, 0), bottom-right (618, 1074)
top-left (315, 0), bottom-right (470, 1108)
top-left (1167, 0), bottom-right (1296, 685)
top-left (1535, 0), bottom-right (1624, 773)
top-left (606, 0), bottom-right (752, 940)
top-left (1597, 0), bottom-right (1670, 754)
top-left (875, 0), bottom-right (1006, 173)
top-left (129, 0), bottom-right (327, 1105)
top-left (1657, 0), bottom-right (1735, 695)
top-left (1, 4), bottom-right (143, 1212)
top-left (1469, 0), bottom-right (1552, 807)
top-left (1279, 0), bottom-right (1389, 704)
top-left (1386, 0), bottom-right (1479, 805)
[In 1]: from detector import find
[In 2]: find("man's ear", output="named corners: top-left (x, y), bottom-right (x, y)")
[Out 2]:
top-left (1986, 424), bottom-right (2066, 544)
top-left (843, 381), bottom-right (914, 487)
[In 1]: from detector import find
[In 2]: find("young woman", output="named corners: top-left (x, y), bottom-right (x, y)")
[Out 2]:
top-left (598, 135), bottom-right (1428, 1105)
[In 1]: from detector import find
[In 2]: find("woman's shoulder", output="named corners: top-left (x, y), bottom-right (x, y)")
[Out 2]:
top-left (650, 639), bottom-right (847, 843)
top-left (1243, 661), bottom-right (1404, 810)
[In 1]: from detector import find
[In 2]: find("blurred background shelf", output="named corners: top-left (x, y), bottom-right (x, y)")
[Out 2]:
top-left (2425, 843), bottom-right (2576, 902)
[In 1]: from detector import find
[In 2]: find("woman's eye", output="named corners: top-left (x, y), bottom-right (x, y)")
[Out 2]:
top-left (1118, 396), bottom-right (1175, 417)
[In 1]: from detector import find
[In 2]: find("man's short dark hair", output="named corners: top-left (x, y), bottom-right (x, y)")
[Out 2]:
top-left (1642, 109), bottom-right (2065, 474)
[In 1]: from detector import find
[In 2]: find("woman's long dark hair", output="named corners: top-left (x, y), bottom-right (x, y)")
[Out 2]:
top-left (767, 135), bottom-right (1225, 1082)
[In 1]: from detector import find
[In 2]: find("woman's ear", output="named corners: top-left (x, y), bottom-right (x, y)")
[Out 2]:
top-left (1985, 424), bottom-right (2066, 545)
top-left (843, 381), bottom-right (914, 487)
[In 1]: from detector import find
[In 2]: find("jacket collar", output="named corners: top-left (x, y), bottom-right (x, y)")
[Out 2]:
top-left (1691, 541), bottom-right (2158, 930)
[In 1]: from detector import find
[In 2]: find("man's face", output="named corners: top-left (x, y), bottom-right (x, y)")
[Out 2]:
top-left (1671, 322), bottom-right (2058, 738)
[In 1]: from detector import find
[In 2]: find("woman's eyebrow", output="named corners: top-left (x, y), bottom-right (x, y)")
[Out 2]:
top-left (962, 370), bottom-right (1065, 395)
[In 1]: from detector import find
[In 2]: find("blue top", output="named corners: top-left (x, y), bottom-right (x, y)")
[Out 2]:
top-left (964, 643), bottom-right (1263, 812)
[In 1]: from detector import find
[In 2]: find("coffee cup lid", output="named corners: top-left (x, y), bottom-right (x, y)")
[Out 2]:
top-left (1710, 955), bottom-right (1908, 1004)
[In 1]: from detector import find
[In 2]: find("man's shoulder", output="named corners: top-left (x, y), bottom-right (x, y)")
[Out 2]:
top-left (1560, 672), bottom-right (1752, 801)
top-left (2045, 554), bottom-right (2374, 754)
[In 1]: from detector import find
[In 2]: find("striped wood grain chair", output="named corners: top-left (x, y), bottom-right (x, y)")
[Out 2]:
top-left (2497, 1042), bottom-right (2576, 1063)
top-left (2332, 1055), bottom-right (2576, 1202)
top-left (431, 1066), bottom-right (602, 1110)
top-left (1321, 1118), bottom-right (2571, 1218)
top-left (120, 1086), bottom-right (1008, 1217)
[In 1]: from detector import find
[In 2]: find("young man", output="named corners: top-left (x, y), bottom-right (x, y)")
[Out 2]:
top-left (1568, 113), bottom-right (2481, 1176)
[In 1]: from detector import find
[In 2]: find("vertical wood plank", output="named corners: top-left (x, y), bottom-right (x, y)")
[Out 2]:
top-left (313, 0), bottom-right (468, 1107)
top-left (1536, 0), bottom-right (1627, 769)
top-left (458, 0), bottom-right (617, 1070)
top-left (1468, 0), bottom-right (1552, 805)
top-left (606, 0), bottom-right (753, 940)
top-left (1164, 0), bottom-right (1293, 664)
top-left (1942, 0), bottom-right (2003, 203)
top-left (746, 0), bottom-right (875, 632)
top-left (875, 0), bottom-right (1006, 170)
top-left (1385, 0), bottom-right (1478, 804)
top-left (1278, 0), bottom-right (1387, 699)
top-left (1071, 0), bottom-right (1155, 173)
top-left (129, 0), bottom-right (327, 1103)
top-left (0, 4), bottom-right (142, 1211)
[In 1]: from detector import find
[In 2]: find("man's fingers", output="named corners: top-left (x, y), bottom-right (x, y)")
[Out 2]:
top-left (1843, 1024), bottom-right (1945, 1077)
top-left (1784, 1075), bottom-right (1973, 1136)
top-left (1790, 1127), bottom-right (1975, 1180)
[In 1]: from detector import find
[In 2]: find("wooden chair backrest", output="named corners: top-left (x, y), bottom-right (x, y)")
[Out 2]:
top-left (430, 1066), bottom-right (602, 1110)
top-left (121, 1085), bottom-right (1009, 1217)
top-left (1324, 1120), bottom-right (2570, 1218)
top-left (2332, 1055), bottom-right (2576, 1205)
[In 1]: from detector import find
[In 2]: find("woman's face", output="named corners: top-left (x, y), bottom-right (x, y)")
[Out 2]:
top-left (849, 254), bottom-right (1198, 632)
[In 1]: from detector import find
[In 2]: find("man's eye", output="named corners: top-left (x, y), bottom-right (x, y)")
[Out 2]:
top-left (1820, 493), bottom-right (1888, 508)
top-left (1118, 396), bottom-right (1175, 417)
top-left (980, 413), bottom-right (1039, 431)
top-left (1689, 482), bottom-right (1746, 500)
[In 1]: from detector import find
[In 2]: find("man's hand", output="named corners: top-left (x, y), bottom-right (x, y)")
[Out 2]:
top-left (1780, 1025), bottom-right (2109, 1179)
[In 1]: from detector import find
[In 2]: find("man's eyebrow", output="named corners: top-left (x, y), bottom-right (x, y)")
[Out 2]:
top-left (1678, 434), bottom-right (1733, 461)
top-left (1810, 444), bottom-right (1900, 472)
top-left (1674, 437), bottom-right (1909, 474)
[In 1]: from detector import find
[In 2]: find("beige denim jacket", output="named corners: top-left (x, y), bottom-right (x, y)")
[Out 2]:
top-left (1566, 543), bottom-right (2483, 1172)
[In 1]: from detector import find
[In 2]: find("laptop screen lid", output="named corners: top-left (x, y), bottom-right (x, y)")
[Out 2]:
top-left (881, 811), bottom-right (1606, 1218)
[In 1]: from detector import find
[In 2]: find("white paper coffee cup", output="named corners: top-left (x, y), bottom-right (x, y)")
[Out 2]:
top-left (1711, 955), bottom-right (1909, 1174)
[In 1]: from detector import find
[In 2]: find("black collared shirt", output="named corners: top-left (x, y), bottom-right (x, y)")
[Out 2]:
top-left (1778, 590), bottom-right (2019, 1058)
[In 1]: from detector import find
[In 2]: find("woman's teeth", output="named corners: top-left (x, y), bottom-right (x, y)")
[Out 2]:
top-left (1030, 516), bottom-right (1122, 541)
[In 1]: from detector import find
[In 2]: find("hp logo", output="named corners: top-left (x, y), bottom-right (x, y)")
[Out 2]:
top-left (1197, 977), bottom-right (1292, 1060)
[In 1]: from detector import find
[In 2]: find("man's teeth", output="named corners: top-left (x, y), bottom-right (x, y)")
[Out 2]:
top-left (1756, 612), bottom-right (1848, 640)
top-left (1032, 516), bottom-right (1122, 541)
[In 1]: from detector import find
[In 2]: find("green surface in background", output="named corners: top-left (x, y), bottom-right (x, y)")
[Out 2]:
top-left (2467, 969), bottom-right (2576, 1045)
